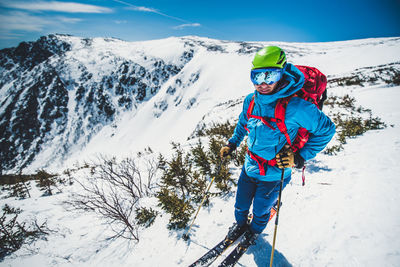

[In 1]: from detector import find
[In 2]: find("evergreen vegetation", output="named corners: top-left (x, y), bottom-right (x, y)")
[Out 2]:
top-left (135, 207), bottom-right (158, 228)
top-left (35, 170), bottom-right (60, 196)
top-left (157, 120), bottom-right (247, 230)
top-left (324, 94), bottom-right (386, 154)
top-left (0, 170), bottom-right (64, 199)
top-left (0, 204), bottom-right (49, 261)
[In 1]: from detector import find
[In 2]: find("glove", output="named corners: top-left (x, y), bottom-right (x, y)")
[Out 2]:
top-left (276, 149), bottom-right (295, 169)
top-left (294, 151), bottom-right (305, 169)
top-left (276, 149), bottom-right (305, 169)
top-left (220, 143), bottom-right (237, 158)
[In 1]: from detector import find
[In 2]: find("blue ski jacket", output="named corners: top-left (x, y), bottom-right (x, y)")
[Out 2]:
top-left (229, 63), bottom-right (336, 181)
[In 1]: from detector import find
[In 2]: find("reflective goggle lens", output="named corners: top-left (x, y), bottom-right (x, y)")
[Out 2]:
top-left (250, 68), bottom-right (283, 85)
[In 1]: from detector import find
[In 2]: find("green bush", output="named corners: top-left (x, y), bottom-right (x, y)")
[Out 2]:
top-left (391, 75), bottom-right (400, 85)
top-left (1, 170), bottom-right (65, 199)
top-left (35, 170), bottom-right (60, 196)
top-left (324, 95), bottom-right (386, 155)
top-left (0, 204), bottom-right (49, 260)
top-left (191, 140), bottom-right (211, 177)
top-left (135, 207), bottom-right (158, 228)
top-left (207, 137), bottom-right (235, 192)
top-left (157, 143), bottom-right (206, 229)
top-left (5, 182), bottom-right (31, 199)
top-left (324, 144), bottom-right (344, 156)
top-left (157, 120), bottom-right (242, 230)
top-left (157, 187), bottom-right (194, 230)
top-left (324, 94), bottom-right (358, 110)
top-left (235, 143), bottom-right (248, 166)
top-left (204, 121), bottom-right (236, 139)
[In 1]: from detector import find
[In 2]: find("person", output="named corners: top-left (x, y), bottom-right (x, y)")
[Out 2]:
top-left (220, 46), bottom-right (336, 248)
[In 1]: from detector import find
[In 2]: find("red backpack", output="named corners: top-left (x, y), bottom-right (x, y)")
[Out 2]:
top-left (245, 65), bottom-right (327, 182)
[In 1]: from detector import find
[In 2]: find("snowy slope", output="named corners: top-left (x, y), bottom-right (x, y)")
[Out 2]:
top-left (2, 35), bottom-right (399, 173)
top-left (1, 36), bottom-right (400, 267)
top-left (62, 37), bottom-right (400, 170)
top-left (122, 88), bottom-right (400, 267)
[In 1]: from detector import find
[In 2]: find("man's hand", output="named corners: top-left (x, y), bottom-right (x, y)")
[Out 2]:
top-left (276, 148), bottom-right (305, 169)
top-left (276, 149), bottom-right (295, 169)
top-left (220, 143), bottom-right (236, 158)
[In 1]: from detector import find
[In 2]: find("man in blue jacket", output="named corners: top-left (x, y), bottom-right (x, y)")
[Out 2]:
top-left (220, 46), bottom-right (336, 248)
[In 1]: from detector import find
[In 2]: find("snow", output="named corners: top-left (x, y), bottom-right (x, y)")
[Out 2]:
top-left (1, 36), bottom-right (400, 266)
top-left (177, 85), bottom-right (400, 267)
top-left (53, 36), bottom-right (400, 170)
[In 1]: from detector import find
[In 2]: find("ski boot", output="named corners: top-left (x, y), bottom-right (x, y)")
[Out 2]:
top-left (216, 229), bottom-right (260, 266)
top-left (237, 229), bottom-right (259, 252)
top-left (225, 223), bottom-right (248, 244)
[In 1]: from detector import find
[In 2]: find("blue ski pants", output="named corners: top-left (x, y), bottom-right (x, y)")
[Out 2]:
top-left (234, 167), bottom-right (291, 234)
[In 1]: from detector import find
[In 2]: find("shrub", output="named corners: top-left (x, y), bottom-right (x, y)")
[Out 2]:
top-left (0, 173), bottom-right (33, 199)
top-left (157, 143), bottom-right (206, 229)
top-left (68, 151), bottom-right (161, 241)
top-left (335, 114), bottom-right (386, 142)
top-left (135, 207), bottom-right (158, 228)
top-left (157, 120), bottom-right (243, 230)
top-left (0, 204), bottom-right (49, 260)
top-left (324, 144), bottom-right (344, 156)
top-left (191, 140), bottom-right (211, 177)
top-left (35, 170), bottom-right (60, 196)
top-left (324, 95), bottom-right (386, 154)
top-left (234, 143), bottom-right (248, 167)
top-left (204, 121), bottom-right (236, 139)
top-left (391, 75), bottom-right (400, 85)
top-left (6, 182), bottom-right (30, 199)
top-left (157, 188), bottom-right (194, 230)
top-left (207, 137), bottom-right (235, 192)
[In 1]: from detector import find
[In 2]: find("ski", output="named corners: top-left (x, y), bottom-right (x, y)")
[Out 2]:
top-left (218, 203), bottom-right (282, 267)
top-left (188, 235), bottom-right (240, 267)
top-left (217, 227), bottom-right (262, 267)
top-left (189, 204), bottom-right (279, 267)
top-left (217, 203), bottom-right (280, 267)
top-left (217, 241), bottom-right (249, 267)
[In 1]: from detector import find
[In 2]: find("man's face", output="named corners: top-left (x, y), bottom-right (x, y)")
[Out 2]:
top-left (254, 82), bottom-right (278, 95)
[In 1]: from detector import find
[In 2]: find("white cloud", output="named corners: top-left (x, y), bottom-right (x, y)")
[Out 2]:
top-left (1, 1), bottom-right (113, 13)
top-left (57, 17), bottom-right (82, 23)
top-left (0, 31), bottom-right (24, 40)
top-left (0, 11), bottom-right (82, 34)
top-left (128, 6), bottom-right (189, 23)
top-left (0, 11), bottom-right (50, 31)
top-left (112, 0), bottom-right (157, 13)
top-left (126, 6), bottom-right (158, 13)
top-left (173, 23), bottom-right (201, 30)
top-left (113, 0), bottom-right (190, 23)
top-left (114, 20), bottom-right (128, 24)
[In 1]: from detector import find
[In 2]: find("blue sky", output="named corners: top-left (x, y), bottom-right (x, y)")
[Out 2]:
top-left (0, 0), bottom-right (399, 49)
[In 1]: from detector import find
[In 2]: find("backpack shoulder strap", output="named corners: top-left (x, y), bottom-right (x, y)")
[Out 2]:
top-left (246, 95), bottom-right (256, 119)
top-left (274, 95), bottom-right (296, 148)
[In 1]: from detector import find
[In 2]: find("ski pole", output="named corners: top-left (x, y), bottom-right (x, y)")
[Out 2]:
top-left (183, 159), bottom-right (224, 240)
top-left (269, 168), bottom-right (285, 267)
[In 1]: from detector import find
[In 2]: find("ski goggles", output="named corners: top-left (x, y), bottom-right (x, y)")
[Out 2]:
top-left (250, 68), bottom-right (283, 85)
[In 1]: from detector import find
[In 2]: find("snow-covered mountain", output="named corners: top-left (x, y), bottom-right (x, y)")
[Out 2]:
top-left (1, 35), bottom-right (400, 267)
top-left (1, 34), bottom-right (399, 173)
top-left (0, 34), bottom-right (194, 172)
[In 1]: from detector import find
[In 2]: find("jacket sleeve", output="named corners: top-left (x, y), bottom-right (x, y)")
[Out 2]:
top-left (228, 94), bottom-right (252, 147)
top-left (291, 98), bottom-right (336, 161)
